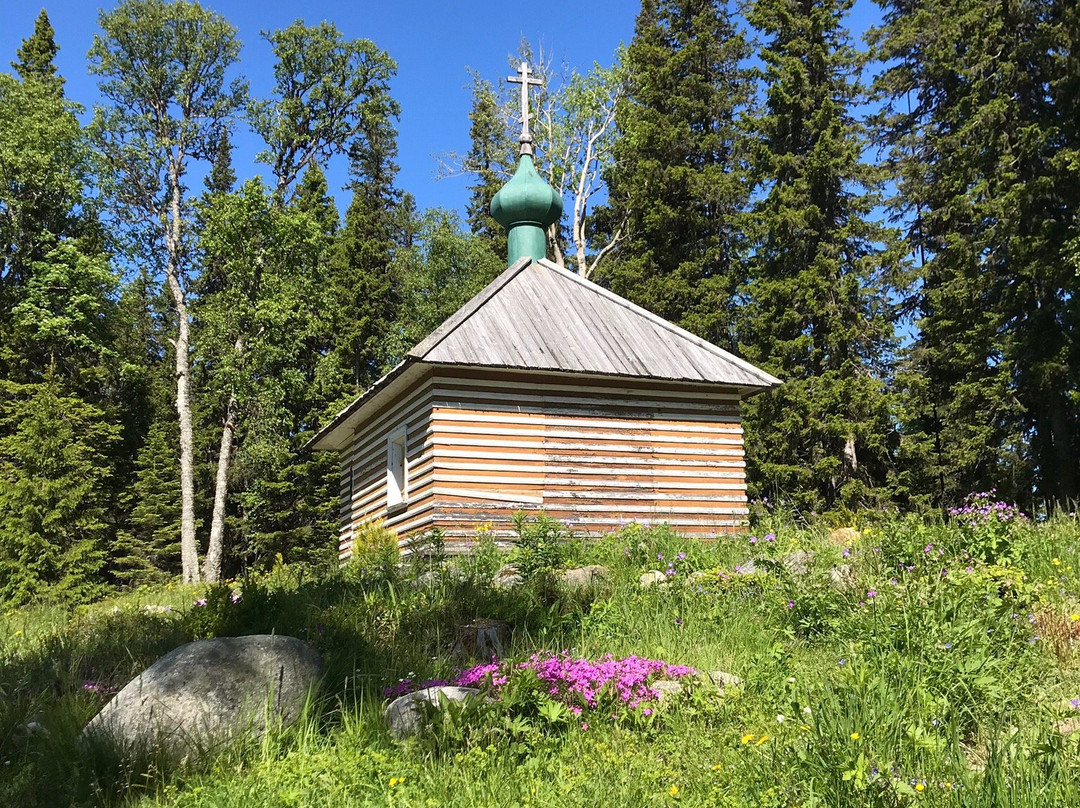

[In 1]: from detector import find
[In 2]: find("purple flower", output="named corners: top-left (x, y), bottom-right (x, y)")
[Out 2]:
top-left (786, 600), bottom-right (795, 609)
top-left (842, 549), bottom-right (851, 558)
top-left (764, 532), bottom-right (776, 542)
top-left (674, 618), bottom-right (683, 626)
top-left (866, 590), bottom-right (877, 599)
top-left (1070, 698), bottom-right (1079, 710)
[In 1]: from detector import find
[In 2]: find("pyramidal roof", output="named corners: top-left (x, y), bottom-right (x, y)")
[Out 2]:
top-left (311, 258), bottom-right (779, 451)
top-left (411, 257), bottom-right (779, 387)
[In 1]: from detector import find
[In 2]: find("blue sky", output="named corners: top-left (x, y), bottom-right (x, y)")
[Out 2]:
top-left (1, 0), bottom-right (884, 217)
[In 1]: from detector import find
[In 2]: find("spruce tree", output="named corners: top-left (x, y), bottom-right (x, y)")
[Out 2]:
top-left (327, 94), bottom-right (405, 395)
top-left (0, 372), bottom-right (117, 606)
top-left (463, 73), bottom-right (511, 261)
top-left (740, 0), bottom-right (902, 511)
top-left (595, 0), bottom-right (752, 349)
top-left (12, 10), bottom-right (62, 92)
top-left (873, 0), bottom-right (1079, 506)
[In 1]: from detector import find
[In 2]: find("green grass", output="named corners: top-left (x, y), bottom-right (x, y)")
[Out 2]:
top-left (2, 512), bottom-right (1080, 807)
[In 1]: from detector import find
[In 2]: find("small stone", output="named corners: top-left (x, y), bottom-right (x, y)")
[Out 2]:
top-left (560, 565), bottom-right (609, 589)
top-left (492, 564), bottom-right (523, 589)
top-left (685, 571), bottom-right (714, 587)
top-left (17, 721), bottom-right (48, 739)
top-left (650, 680), bottom-right (684, 700)
top-left (782, 550), bottom-right (815, 576)
top-left (829, 564), bottom-right (856, 591)
top-left (734, 560), bottom-right (758, 575)
top-left (639, 570), bottom-right (668, 587)
top-left (703, 670), bottom-right (742, 690)
top-left (1055, 717), bottom-right (1080, 736)
top-left (410, 568), bottom-right (466, 589)
top-left (384, 686), bottom-right (481, 739)
top-left (829, 528), bottom-right (860, 548)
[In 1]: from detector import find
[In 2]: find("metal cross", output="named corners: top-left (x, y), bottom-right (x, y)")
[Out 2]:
top-left (507, 61), bottom-right (543, 142)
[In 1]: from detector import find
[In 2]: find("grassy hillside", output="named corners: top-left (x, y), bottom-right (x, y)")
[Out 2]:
top-left (2, 506), bottom-right (1079, 807)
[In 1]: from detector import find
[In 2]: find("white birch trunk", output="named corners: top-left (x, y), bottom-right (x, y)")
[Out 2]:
top-left (203, 392), bottom-right (238, 582)
top-left (165, 155), bottom-right (200, 585)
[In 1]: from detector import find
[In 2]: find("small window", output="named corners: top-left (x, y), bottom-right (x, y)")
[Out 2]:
top-left (386, 425), bottom-right (408, 510)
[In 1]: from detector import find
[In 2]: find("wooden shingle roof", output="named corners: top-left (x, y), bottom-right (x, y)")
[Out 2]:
top-left (310, 257), bottom-right (779, 451)
top-left (410, 257), bottom-right (780, 388)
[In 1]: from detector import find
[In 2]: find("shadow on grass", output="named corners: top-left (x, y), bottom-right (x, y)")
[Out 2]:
top-left (0, 566), bottom-right (604, 806)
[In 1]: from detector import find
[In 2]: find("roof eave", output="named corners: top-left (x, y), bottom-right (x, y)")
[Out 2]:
top-left (307, 358), bottom-right (419, 452)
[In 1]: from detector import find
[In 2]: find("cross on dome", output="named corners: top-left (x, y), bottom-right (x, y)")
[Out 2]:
top-left (507, 61), bottom-right (543, 149)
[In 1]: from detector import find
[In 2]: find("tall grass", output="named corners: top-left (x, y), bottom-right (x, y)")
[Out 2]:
top-left (1, 513), bottom-right (1078, 806)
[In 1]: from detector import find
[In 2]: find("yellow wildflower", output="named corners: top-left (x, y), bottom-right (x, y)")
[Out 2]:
top-left (1053, 558), bottom-right (1061, 566)
top-left (1071, 614), bottom-right (1080, 622)
top-left (13, 630), bottom-right (22, 636)
top-left (756, 735), bottom-right (770, 746)
top-left (915, 783), bottom-right (925, 793)
top-left (389, 777), bottom-right (405, 787)
top-left (711, 764), bottom-right (724, 771)
top-left (850, 732), bottom-right (860, 740)
top-left (669, 785), bottom-right (679, 797)
top-left (741, 733), bottom-right (755, 744)
top-left (799, 725), bottom-right (811, 732)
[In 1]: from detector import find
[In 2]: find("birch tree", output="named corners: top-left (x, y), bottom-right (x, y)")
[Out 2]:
top-left (89, 0), bottom-right (245, 584)
top-left (532, 55), bottom-right (626, 278)
top-left (198, 22), bottom-right (396, 580)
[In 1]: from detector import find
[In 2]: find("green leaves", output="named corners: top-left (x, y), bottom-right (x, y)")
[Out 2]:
top-left (250, 20), bottom-right (397, 198)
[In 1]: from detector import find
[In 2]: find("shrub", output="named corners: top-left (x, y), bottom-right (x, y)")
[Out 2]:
top-left (511, 511), bottom-right (566, 579)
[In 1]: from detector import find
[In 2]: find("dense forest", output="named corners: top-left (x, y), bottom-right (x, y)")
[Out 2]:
top-left (0, 0), bottom-right (1076, 606)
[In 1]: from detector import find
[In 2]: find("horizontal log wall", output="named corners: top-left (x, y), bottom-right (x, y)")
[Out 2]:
top-left (336, 369), bottom-right (435, 562)
top-left (429, 367), bottom-right (748, 545)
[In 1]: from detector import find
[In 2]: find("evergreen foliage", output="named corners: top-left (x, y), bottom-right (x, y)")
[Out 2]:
top-left (872, 0), bottom-right (1080, 507)
top-left (596, 0), bottom-right (752, 349)
top-left (390, 208), bottom-right (506, 356)
top-left (326, 77), bottom-right (406, 395)
top-left (1, 0), bottom-right (1077, 607)
top-left (12, 10), bottom-right (62, 91)
top-left (463, 72), bottom-right (511, 261)
top-left (0, 373), bottom-right (117, 606)
top-left (740, 0), bottom-right (903, 511)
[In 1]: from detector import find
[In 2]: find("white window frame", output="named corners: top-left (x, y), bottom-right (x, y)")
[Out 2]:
top-left (386, 424), bottom-right (408, 512)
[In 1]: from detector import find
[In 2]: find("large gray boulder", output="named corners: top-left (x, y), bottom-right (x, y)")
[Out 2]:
top-left (83, 635), bottom-right (322, 758)
top-left (384, 686), bottom-right (481, 739)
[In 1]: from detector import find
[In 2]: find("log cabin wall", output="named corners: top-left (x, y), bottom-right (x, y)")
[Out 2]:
top-left (428, 366), bottom-right (748, 547)
top-left (336, 368), bottom-right (435, 562)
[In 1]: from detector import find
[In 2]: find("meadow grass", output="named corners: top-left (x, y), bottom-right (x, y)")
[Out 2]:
top-left (1, 510), bottom-right (1079, 807)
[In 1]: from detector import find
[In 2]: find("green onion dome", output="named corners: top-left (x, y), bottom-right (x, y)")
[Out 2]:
top-left (490, 151), bottom-right (563, 264)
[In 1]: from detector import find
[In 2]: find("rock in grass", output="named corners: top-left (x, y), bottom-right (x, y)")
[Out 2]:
top-left (703, 670), bottom-right (742, 690)
top-left (829, 527), bottom-right (860, 548)
top-left (829, 564), bottom-right (856, 591)
top-left (733, 560), bottom-right (758, 575)
top-left (639, 570), bottom-right (668, 587)
top-left (782, 550), bottom-right (815, 576)
top-left (651, 680), bottom-right (685, 700)
top-left (560, 565), bottom-right (609, 590)
top-left (385, 686), bottom-right (481, 739)
top-left (492, 564), bottom-right (523, 589)
top-left (82, 635), bottom-right (321, 758)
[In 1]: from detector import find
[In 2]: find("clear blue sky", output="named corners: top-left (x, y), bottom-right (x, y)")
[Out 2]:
top-left (1, 0), bottom-right (883, 217)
